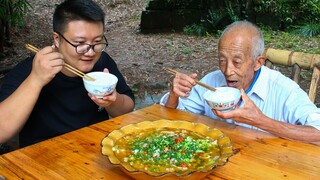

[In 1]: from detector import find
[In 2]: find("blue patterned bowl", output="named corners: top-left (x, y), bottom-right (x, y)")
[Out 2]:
top-left (83, 72), bottom-right (118, 98)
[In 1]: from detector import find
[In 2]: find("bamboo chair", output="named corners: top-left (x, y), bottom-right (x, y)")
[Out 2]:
top-left (263, 48), bottom-right (320, 103)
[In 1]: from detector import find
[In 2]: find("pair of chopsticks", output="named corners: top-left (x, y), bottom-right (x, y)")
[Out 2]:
top-left (165, 68), bottom-right (217, 92)
top-left (25, 44), bottom-right (95, 81)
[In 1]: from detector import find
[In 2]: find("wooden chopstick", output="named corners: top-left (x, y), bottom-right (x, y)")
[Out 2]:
top-left (25, 44), bottom-right (39, 54)
top-left (165, 68), bottom-right (217, 92)
top-left (64, 65), bottom-right (87, 80)
top-left (62, 63), bottom-right (95, 81)
top-left (25, 44), bottom-right (95, 81)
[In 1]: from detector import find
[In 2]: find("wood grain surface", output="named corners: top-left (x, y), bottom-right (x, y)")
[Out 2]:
top-left (1, 104), bottom-right (320, 179)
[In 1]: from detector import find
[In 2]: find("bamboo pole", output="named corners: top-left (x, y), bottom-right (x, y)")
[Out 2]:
top-left (263, 48), bottom-right (320, 70)
top-left (309, 64), bottom-right (320, 103)
top-left (291, 64), bottom-right (301, 83)
top-left (263, 48), bottom-right (320, 103)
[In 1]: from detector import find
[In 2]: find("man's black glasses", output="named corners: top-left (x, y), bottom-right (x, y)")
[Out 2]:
top-left (56, 32), bottom-right (108, 54)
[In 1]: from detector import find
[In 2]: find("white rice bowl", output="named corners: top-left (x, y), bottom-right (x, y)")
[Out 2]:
top-left (203, 87), bottom-right (241, 111)
top-left (83, 72), bottom-right (118, 98)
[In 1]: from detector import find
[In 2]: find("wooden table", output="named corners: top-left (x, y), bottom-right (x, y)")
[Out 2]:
top-left (1, 104), bottom-right (320, 179)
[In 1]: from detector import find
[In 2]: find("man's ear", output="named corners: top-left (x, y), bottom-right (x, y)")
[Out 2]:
top-left (53, 32), bottom-right (60, 48)
top-left (254, 55), bottom-right (265, 71)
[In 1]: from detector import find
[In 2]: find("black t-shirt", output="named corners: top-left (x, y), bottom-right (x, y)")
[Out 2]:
top-left (0, 52), bottom-right (134, 147)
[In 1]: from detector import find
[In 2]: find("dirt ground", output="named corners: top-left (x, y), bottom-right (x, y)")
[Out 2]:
top-left (0, 0), bottom-right (319, 108)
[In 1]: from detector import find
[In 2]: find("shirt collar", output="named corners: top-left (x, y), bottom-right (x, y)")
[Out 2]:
top-left (247, 66), bottom-right (269, 101)
top-left (245, 68), bottom-right (261, 94)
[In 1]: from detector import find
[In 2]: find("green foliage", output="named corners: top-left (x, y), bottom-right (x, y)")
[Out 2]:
top-left (183, 24), bottom-right (207, 36)
top-left (131, 87), bottom-right (139, 93)
top-left (259, 25), bottom-right (273, 44)
top-left (0, 0), bottom-right (31, 53)
top-left (0, 0), bottom-right (31, 27)
top-left (261, 26), bottom-right (320, 54)
top-left (254, 0), bottom-right (320, 30)
top-left (207, 8), bottom-right (224, 29)
top-left (193, 0), bottom-right (320, 37)
top-left (225, 0), bottom-right (239, 22)
top-left (299, 0), bottom-right (320, 23)
top-left (254, 0), bottom-right (295, 25)
top-left (294, 23), bottom-right (320, 37)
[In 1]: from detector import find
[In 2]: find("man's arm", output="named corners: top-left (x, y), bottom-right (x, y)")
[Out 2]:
top-left (256, 115), bottom-right (320, 145)
top-left (104, 92), bottom-right (135, 117)
top-left (213, 89), bottom-right (320, 145)
top-left (165, 90), bottom-right (180, 109)
top-left (0, 75), bottom-right (43, 143)
top-left (0, 46), bottom-right (64, 143)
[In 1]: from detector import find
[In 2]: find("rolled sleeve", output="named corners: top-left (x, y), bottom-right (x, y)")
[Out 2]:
top-left (305, 112), bottom-right (320, 131)
top-left (159, 92), bottom-right (187, 111)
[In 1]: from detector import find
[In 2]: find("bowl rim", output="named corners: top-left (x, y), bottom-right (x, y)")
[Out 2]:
top-left (101, 119), bottom-right (234, 178)
top-left (83, 71), bottom-right (118, 83)
top-left (203, 87), bottom-right (241, 103)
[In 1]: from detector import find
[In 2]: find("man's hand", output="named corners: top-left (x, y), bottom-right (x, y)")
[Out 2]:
top-left (171, 72), bottom-right (198, 98)
top-left (165, 71), bottom-right (197, 109)
top-left (88, 68), bottom-right (118, 108)
top-left (212, 89), bottom-right (266, 127)
top-left (89, 89), bottom-right (118, 108)
top-left (30, 45), bottom-right (64, 87)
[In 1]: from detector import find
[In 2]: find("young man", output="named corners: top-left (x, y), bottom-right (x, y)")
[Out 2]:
top-left (161, 21), bottom-right (320, 145)
top-left (0, 0), bottom-right (135, 147)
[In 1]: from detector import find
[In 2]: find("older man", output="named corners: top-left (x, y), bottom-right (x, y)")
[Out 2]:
top-left (160, 20), bottom-right (320, 145)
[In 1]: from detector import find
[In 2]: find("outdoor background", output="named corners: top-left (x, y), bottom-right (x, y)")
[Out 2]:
top-left (1, 0), bottom-right (320, 109)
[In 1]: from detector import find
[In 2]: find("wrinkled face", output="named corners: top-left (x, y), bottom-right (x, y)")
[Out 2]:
top-left (54, 20), bottom-right (105, 76)
top-left (218, 31), bottom-right (259, 91)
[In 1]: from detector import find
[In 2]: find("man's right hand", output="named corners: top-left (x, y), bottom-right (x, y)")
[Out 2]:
top-left (171, 71), bottom-right (198, 97)
top-left (165, 71), bottom-right (197, 108)
top-left (30, 45), bottom-right (64, 87)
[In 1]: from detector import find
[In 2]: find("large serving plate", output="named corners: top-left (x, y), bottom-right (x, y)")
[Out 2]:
top-left (101, 119), bottom-right (234, 180)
